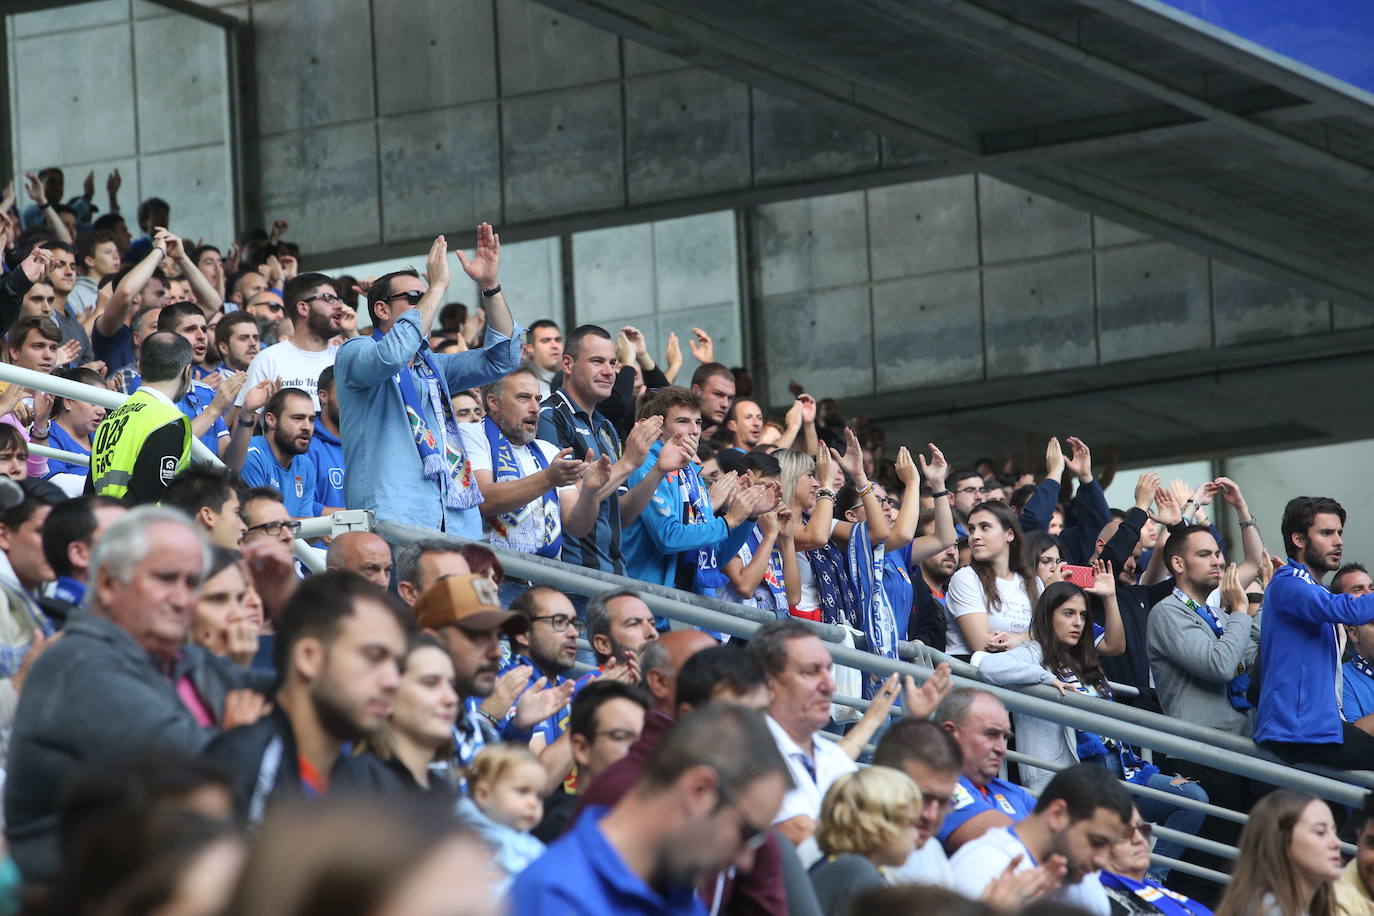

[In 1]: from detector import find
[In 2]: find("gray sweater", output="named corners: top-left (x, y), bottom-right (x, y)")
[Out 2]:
top-left (4, 612), bottom-right (251, 882)
top-left (1147, 593), bottom-right (1259, 736)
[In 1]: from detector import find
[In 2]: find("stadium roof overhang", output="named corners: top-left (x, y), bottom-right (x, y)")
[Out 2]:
top-left (541, 0), bottom-right (1374, 311)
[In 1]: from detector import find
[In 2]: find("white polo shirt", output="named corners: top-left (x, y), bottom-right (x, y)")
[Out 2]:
top-left (766, 714), bottom-right (856, 865)
top-left (949, 825), bottom-right (1109, 915)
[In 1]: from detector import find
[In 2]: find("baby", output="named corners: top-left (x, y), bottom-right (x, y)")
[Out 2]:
top-left (455, 743), bottom-right (548, 892)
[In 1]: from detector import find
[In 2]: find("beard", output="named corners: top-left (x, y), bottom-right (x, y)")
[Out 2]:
top-left (1304, 543), bottom-right (1340, 573)
top-left (306, 307), bottom-right (337, 342)
top-left (312, 673), bottom-right (373, 742)
top-left (502, 420), bottom-right (535, 447)
top-left (273, 423), bottom-right (308, 456)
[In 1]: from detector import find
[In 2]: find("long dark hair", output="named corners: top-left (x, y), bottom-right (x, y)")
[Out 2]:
top-left (1031, 581), bottom-right (1109, 693)
top-left (967, 502), bottom-right (1038, 614)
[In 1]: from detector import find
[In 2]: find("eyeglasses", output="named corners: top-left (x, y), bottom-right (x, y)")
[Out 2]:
top-left (879, 497), bottom-right (899, 509)
top-left (714, 771), bottom-right (769, 853)
top-left (1131, 822), bottom-right (1153, 842)
top-left (245, 519), bottom-right (301, 538)
top-left (530, 613), bottom-right (585, 634)
top-left (300, 292), bottom-right (342, 305)
top-left (954, 485), bottom-right (984, 496)
top-left (382, 289), bottom-right (424, 306)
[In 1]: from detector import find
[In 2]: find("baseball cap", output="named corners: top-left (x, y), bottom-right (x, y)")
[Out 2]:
top-left (413, 573), bottom-right (528, 635)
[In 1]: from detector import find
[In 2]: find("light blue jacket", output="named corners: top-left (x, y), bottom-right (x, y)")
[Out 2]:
top-left (622, 440), bottom-right (753, 587)
top-left (335, 310), bottom-right (521, 534)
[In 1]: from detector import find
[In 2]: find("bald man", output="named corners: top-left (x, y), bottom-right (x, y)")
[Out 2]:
top-left (324, 532), bottom-right (393, 588)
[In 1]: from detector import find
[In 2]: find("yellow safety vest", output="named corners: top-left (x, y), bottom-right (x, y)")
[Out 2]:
top-left (90, 388), bottom-right (191, 501)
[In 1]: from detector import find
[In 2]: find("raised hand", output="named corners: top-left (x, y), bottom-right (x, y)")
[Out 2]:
top-left (1045, 436), bottom-right (1065, 480)
top-left (425, 234), bottom-right (450, 289)
top-left (1217, 562), bottom-right (1254, 614)
top-left (279, 254), bottom-right (299, 280)
top-left (211, 372), bottom-right (249, 412)
top-left (1213, 475), bottom-right (1247, 510)
top-left (917, 442), bottom-right (948, 487)
top-left (688, 326), bottom-right (713, 363)
top-left (894, 445), bottom-right (918, 486)
top-left (1064, 436), bottom-right (1093, 482)
top-left (513, 676), bottom-right (575, 730)
top-left (481, 665), bottom-right (530, 720)
top-left (663, 332), bottom-right (682, 379)
top-left (582, 453), bottom-right (612, 493)
top-left (620, 326), bottom-right (648, 359)
top-left (18, 246), bottom-right (53, 283)
top-left (23, 172), bottom-right (46, 205)
top-left (614, 331), bottom-right (635, 369)
top-left (833, 428), bottom-right (866, 481)
top-left (1132, 471), bottom-right (1161, 511)
top-left (622, 415), bottom-right (663, 467)
top-left (814, 445), bottom-right (835, 493)
top-left (106, 168), bottom-right (122, 196)
top-left (708, 470), bottom-right (741, 510)
top-left (1086, 559), bottom-right (1115, 597)
top-left (82, 170), bottom-right (95, 200)
top-left (546, 448), bottom-right (585, 487)
top-left (54, 339), bottom-right (82, 368)
top-left (1150, 485), bottom-right (1182, 527)
top-left (797, 393), bottom-right (817, 425)
top-left (269, 218), bottom-right (289, 241)
top-left (243, 378), bottom-right (279, 413)
top-left (655, 431), bottom-right (694, 474)
top-left (777, 505), bottom-right (796, 539)
top-left (455, 222), bottom-right (500, 289)
top-left (902, 662), bottom-right (952, 719)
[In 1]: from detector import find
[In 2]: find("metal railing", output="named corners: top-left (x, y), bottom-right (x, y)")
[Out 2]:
top-left (5, 362), bottom-right (1372, 890)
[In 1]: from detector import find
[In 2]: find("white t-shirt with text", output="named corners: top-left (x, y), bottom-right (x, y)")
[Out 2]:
top-left (237, 340), bottom-right (338, 410)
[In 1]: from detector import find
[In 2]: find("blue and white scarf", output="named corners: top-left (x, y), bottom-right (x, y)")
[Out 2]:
top-left (372, 329), bottom-right (481, 511)
top-left (846, 521), bottom-right (900, 699)
top-left (1173, 587), bottom-right (1252, 710)
top-left (737, 527), bottom-right (788, 616)
top-left (481, 417), bottom-right (560, 558)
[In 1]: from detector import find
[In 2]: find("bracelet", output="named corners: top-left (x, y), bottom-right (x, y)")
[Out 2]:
top-left (930, 489), bottom-right (949, 498)
top-left (477, 708), bottom-right (502, 728)
top-left (815, 489), bottom-right (835, 502)
top-left (855, 481), bottom-right (873, 497)
top-left (481, 284), bottom-right (502, 298)
top-left (1245, 592), bottom-right (1265, 603)
top-left (30, 426), bottom-right (49, 439)
top-left (237, 416), bottom-right (257, 428)
top-left (1238, 517), bottom-right (1258, 529)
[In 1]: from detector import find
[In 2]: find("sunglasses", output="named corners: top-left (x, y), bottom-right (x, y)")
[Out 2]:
top-left (382, 289), bottom-right (424, 306)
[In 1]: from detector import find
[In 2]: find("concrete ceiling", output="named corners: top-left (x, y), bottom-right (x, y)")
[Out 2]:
top-left (538, 0), bottom-right (1374, 312)
top-left (539, 0), bottom-right (1374, 464)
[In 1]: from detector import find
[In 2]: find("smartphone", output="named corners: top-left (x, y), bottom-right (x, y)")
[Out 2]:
top-left (1063, 564), bottom-right (1095, 589)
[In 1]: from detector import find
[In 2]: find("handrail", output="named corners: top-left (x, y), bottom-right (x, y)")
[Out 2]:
top-left (0, 363), bottom-right (222, 466)
top-left (374, 520), bottom-right (1374, 808)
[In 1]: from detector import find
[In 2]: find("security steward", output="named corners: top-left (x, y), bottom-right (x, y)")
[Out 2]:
top-left (88, 331), bottom-right (194, 504)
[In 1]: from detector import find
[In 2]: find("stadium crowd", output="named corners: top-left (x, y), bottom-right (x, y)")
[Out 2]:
top-left (0, 169), bottom-right (1368, 916)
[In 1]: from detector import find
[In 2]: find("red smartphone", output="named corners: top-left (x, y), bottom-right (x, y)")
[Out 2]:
top-left (1063, 565), bottom-right (1095, 589)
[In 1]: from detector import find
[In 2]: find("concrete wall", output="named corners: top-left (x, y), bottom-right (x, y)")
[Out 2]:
top-left (750, 176), bottom-right (1374, 407)
top-left (6, 0), bottom-right (235, 249)
top-left (8, 0), bottom-right (1370, 435)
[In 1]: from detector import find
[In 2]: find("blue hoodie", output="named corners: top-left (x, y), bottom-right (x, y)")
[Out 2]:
top-left (307, 420), bottom-right (345, 510)
top-left (1255, 559), bottom-right (1374, 744)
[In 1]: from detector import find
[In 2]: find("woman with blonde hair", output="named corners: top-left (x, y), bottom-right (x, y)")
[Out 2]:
top-left (810, 766), bottom-right (923, 914)
top-left (1215, 790), bottom-right (1343, 916)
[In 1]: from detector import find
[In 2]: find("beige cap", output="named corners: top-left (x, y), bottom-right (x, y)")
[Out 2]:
top-left (413, 573), bottom-right (528, 635)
